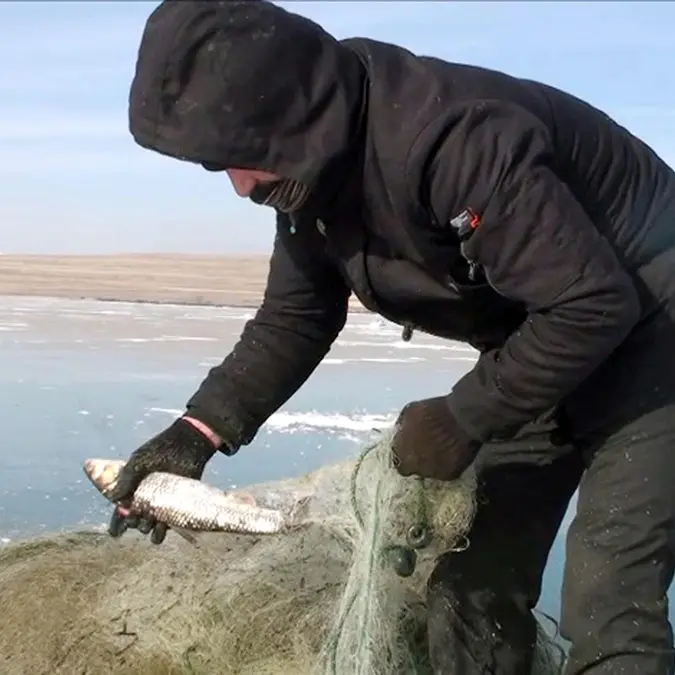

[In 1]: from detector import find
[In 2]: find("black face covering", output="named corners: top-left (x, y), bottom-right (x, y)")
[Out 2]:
top-left (248, 177), bottom-right (310, 213)
top-left (248, 180), bottom-right (280, 206)
top-left (202, 162), bottom-right (311, 214)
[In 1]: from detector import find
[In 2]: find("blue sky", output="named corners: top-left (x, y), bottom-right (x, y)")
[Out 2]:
top-left (1, 1), bottom-right (674, 254)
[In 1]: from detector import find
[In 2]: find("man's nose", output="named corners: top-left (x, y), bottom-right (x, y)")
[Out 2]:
top-left (226, 169), bottom-right (257, 197)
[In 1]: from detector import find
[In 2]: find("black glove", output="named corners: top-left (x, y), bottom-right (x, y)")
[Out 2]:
top-left (391, 396), bottom-right (482, 481)
top-left (107, 417), bottom-right (219, 544)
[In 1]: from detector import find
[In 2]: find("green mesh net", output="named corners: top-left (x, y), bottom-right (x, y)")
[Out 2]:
top-left (0, 428), bottom-right (565, 674)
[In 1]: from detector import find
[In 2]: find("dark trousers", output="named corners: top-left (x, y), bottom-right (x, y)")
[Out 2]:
top-left (426, 314), bottom-right (675, 674)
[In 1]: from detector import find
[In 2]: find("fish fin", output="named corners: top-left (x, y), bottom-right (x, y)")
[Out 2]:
top-left (228, 492), bottom-right (257, 507)
top-left (172, 527), bottom-right (199, 547)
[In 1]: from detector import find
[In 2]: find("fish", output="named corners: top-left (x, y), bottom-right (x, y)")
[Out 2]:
top-left (83, 459), bottom-right (309, 537)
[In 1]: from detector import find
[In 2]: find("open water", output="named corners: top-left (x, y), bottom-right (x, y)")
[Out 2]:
top-left (0, 295), bottom-right (672, 628)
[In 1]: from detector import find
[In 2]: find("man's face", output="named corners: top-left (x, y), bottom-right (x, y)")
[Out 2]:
top-left (204, 164), bottom-right (308, 212)
top-left (226, 168), bottom-right (281, 204)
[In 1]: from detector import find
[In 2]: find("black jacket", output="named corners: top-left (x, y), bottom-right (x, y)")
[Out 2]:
top-left (129, 0), bottom-right (675, 447)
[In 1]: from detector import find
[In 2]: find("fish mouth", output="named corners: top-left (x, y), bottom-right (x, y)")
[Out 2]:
top-left (82, 459), bottom-right (124, 499)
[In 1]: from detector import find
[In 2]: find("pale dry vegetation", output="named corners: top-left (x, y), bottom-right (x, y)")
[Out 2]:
top-left (0, 254), bottom-right (367, 311)
top-left (0, 526), bottom-right (349, 675)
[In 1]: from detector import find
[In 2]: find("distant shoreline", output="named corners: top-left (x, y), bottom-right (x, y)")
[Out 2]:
top-left (0, 253), bottom-right (368, 312)
top-left (5, 293), bottom-right (263, 310)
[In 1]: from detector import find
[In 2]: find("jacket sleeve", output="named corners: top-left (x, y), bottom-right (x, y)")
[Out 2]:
top-left (421, 102), bottom-right (641, 442)
top-left (185, 212), bottom-right (350, 449)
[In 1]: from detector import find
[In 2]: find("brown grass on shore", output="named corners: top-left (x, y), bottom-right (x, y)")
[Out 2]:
top-left (0, 254), bottom-right (368, 311)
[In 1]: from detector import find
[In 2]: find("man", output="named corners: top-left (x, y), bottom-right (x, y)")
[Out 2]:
top-left (106, 1), bottom-right (675, 673)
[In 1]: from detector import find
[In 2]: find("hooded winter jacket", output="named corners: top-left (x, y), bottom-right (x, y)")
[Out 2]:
top-left (128, 0), bottom-right (675, 447)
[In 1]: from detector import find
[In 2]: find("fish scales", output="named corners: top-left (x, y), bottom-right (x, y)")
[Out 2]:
top-left (131, 473), bottom-right (287, 534)
top-left (82, 459), bottom-right (294, 536)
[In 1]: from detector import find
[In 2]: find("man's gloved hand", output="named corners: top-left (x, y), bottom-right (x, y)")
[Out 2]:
top-left (391, 395), bottom-right (482, 481)
top-left (106, 417), bottom-right (221, 544)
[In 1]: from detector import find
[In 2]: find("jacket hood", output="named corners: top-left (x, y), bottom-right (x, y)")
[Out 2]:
top-left (128, 0), bottom-right (366, 192)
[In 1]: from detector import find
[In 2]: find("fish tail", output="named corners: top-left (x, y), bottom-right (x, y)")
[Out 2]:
top-left (285, 495), bottom-right (312, 529)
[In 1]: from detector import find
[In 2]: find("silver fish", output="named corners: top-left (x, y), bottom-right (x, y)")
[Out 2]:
top-left (83, 458), bottom-right (308, 536)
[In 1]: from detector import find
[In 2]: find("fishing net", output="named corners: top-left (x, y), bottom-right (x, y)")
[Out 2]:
top-left (0, 427), bottom-right (566, 675)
